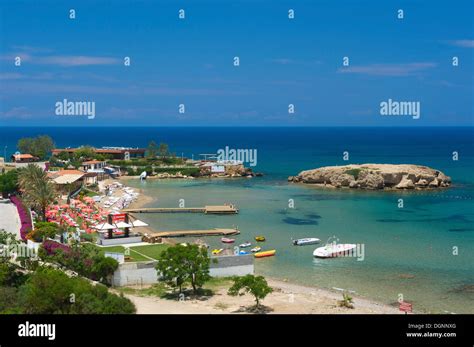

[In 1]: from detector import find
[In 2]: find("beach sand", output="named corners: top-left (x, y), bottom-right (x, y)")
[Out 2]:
top-left (124, 277), bottom-right (401, 314)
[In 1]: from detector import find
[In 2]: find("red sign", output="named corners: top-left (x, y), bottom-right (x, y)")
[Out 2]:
top-left (399, 301), bottom-right (413, 313)
top-left (111, 213), bottom-right (127, 223)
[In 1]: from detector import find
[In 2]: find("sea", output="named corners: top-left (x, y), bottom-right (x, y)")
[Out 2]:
top-left (1, 126), bottom-right (473, 313)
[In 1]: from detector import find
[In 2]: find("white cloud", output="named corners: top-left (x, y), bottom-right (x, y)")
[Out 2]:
top-left (338, 62), bottom-right (437, 76)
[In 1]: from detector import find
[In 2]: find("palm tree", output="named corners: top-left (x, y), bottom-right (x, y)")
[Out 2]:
top-left (17, 164), bottom-right (44, 190)
top-left (18, 164), bottom-right (57, 221)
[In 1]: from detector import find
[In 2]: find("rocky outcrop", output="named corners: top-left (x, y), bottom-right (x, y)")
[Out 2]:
top-left (288, 164), bottom-right (451, 190)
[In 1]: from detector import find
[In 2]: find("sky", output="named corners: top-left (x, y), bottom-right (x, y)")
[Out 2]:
top-left (0, 0), bottom-right (473, 127)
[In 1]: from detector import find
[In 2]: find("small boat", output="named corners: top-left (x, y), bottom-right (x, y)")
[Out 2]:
top-left (292, 238), bottom-right (321, 246)
top-left (255, 236), bottom-right (266, 242)
top-left (239, 242), bottom-right (252, 248)
top-left (254, 250), bottom-right (276, 258)
top-left (239, 250), bottom-right (249, 255)
top-left (139, 171), bottom-right (147, 180)
top-left (250, 246), bottom-right (261, 253)
top-left (212, 248), bottom-right (223, 255)
top-left (313, 243), bottom-right (357, 258)
top-left (221, 237), bottom-right (235, 243)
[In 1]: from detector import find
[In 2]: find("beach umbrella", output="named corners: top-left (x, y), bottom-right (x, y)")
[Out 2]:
top-left (114, 221), bottom-right (133, 228)
top-left (92, 222), bottom-right (115, 230)
top-left (131, 220), bottom-right (148, 227)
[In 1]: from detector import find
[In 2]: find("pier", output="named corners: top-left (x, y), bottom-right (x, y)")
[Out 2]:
top-left (142, 228), bottom-right (240, 241)
top-left (123, 205), bottom-right (238, 214)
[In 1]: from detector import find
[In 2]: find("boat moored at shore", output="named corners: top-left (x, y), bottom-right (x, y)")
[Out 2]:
top-left (292, 237), bottom-right (320, 246)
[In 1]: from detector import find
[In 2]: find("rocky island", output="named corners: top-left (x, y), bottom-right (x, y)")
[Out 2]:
top-left (288, 164), bottom-right (451, 190)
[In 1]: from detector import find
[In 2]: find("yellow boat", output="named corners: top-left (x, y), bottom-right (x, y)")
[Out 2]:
top-left (212, 248), bottom-right (223, 255)
top-left (255, 236), bottom-right (266, 242)
top-left (254, 250), bottom-right (276, 258)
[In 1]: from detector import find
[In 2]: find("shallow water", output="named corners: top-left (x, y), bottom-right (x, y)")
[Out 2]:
top-left (128, 177), bottom-right (474, 313)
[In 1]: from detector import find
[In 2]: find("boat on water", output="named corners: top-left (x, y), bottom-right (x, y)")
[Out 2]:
top-left (212, 248), bottom-right (223, 255)
top-left (239, 242), bottom-right (252, 248)
top-left (292, 237), bottom-right (321, 246)
top-left (239, 250), bottom-right (250, 255)
top-left (254, 250), bottom-right (276, 258)
top-left (313, 243), bottom-right (357, 258)
top-left (255, 236), bottom-right (266, 242)
top-left (139, 171), bottom-right (147, 180)
top-left (250, 246), bottom-right (261, 253)
top-left (221, 237), bottom-right (235, 243)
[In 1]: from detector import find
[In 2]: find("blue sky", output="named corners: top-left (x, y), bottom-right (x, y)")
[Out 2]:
top-left (0, 0), bottom-right (472, 126)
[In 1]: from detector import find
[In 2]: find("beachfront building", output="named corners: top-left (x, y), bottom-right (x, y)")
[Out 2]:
top-left (11, 153), bottom-right (39, 163)
top-left (47, 169), bottom-right (85, 194)
top-left (52, 146), bottom-right (146, 160)
top-left (81, 160), bottom-right (107, 183)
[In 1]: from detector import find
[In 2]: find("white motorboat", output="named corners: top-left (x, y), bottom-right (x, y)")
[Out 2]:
top-left (292, 237), bottom-right (320, 246)
top-left (313, 243), bottom-right (357, 258)
top-left (239, 242), bottom-right (252, 248)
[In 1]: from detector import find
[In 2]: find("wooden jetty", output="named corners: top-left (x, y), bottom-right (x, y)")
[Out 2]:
top-left (142, 228), bottom-right (240, 241)
top-left (123, 205), bottom-right (238, 215)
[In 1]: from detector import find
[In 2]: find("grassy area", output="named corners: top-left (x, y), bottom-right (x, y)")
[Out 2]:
top-left (130, 244), bottom-right (170, 260)
top-left (95, 243), bottom-right (170, 262)
top-left (96, 245), bottom-right (150, 262)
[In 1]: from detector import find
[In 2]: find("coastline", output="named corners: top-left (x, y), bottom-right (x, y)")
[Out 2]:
top-left (118, 178), bottom-right (403, 314)
top-left (124, 277), bottom-right (402, 314)
top-left (121, 183), bottom-right (162, 238)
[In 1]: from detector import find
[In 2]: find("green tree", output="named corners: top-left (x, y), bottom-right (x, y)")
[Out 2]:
top-left (17, 135), bottom-right (54, 160)
top-left (73, 146), bottom-right (95, 161)
top-left (90, 256), bottom-right (119, 285)
top-left (228, 274), bottom-right (273, 308)
top-left (27, 222), bottom-right (59, 242)
top-left (147, 140), bottom-right (159, 159)
top-left (0, 169), bottom-right (18, 197)
top-left (0, 287), bottom-right (22, 313)
top-left (156, 244), bottom-right (211, 294)
top-left (18, 164), bottom-right (57, 221)
top-left (18, 267), bottom-right (135, 314)
top-left (158, 142), bottom-right (169, 160)
top-left (55, 151), bottom-right (71, 161)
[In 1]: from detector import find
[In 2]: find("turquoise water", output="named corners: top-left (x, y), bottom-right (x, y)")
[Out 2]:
top-left (128, 178), bottom-right (474, 314)
top-left (2, 127), bottom-right (473, 313)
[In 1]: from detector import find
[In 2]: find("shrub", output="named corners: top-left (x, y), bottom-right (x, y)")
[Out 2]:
top-left (10, 196), bottom-right (33, 240)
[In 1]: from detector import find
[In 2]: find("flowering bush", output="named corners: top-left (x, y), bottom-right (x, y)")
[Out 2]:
top-left (42, 240), bottom-right (71, 256)
top-left (10, 195), bottom-right (33, 240)
top-left (40, 242), bottom-right (117, 285)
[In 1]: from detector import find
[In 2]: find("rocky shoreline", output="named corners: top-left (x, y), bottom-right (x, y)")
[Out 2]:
top-left (288, 164), bottom-right (451, 190)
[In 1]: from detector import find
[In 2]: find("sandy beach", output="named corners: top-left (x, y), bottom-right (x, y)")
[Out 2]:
top-left (124, 277), bottom-right (401, 314)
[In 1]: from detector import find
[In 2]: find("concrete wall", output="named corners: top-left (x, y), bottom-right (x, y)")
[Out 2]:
top-left (98, 235), bottom-right (142, 246)
top-left (112, 254), bottom-right (255, 287)
top-left (209, 254), bottom-right (254, 277)
top-left (112, 261), bottom-right (158, 287)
